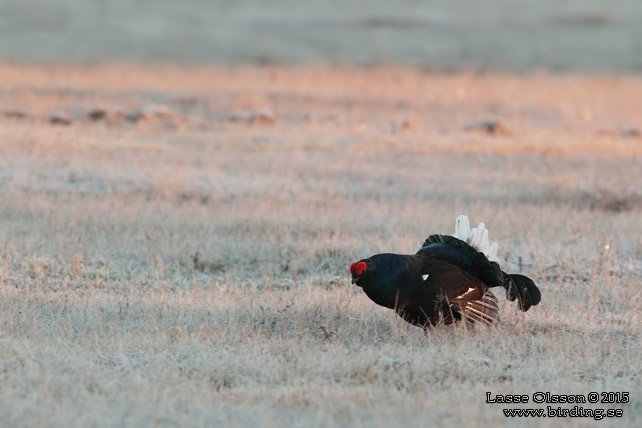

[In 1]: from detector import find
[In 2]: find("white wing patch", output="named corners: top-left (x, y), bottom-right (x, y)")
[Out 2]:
top-left (422, 274), bottom-right (429, 281)
top-left (456, 287), bottom-right (476, 299)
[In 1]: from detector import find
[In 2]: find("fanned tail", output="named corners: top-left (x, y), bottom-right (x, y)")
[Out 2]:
top-left (454, 215), bottom-right (499, 262)
top-left (453, 215), bottom-right (541, 312)
top-left (503, 273), bottom-right (541, 311)
top-left (421, 234), bottom-right (504, 288)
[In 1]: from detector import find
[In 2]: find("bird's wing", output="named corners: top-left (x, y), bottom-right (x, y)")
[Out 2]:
top-left (448, 287), bottom-right (499, 326)
top-left (420, 261), bottom-right (500, 326)
top-left (417, 234), bottom-right (503, 287)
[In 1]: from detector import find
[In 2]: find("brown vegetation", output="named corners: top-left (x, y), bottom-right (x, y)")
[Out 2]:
top-left (0, 65), bottom-right (640, 426)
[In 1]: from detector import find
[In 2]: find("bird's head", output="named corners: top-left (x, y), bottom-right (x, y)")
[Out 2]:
top-left (350, 260), bottom-right (372, 286)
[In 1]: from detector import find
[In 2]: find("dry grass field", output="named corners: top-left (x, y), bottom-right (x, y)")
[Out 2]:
top-left (1, 65), bottom-right (641, 427)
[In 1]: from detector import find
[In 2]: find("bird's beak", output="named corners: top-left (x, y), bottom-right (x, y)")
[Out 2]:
top-left (351, 277), bottom-right (359, 285)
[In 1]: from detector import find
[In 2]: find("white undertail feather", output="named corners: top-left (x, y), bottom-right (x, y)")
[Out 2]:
top-left (454, 215), bottom-right (500, 263)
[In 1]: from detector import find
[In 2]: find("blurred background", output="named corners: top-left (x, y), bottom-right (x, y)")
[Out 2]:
top-left (2, 0), bottom-right (642, 72)
top-left (2, 2), bottom-right (642, 426)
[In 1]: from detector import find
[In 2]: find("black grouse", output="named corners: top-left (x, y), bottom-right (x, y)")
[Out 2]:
top-left (350, 215), bottom-right (541, 327)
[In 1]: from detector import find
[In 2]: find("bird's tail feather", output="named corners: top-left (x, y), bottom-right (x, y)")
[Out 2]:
top-left (454, 214), bottom-right (541, 312)
top-left (454, 215), bottom-right (499, 262)
top-left (503, 273), bottom-right (541, 311)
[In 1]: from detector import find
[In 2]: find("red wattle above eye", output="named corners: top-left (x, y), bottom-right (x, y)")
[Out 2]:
top-left (350, 263), bottom-right (356, 274)
top-left (354, 262), bottom-right (367, 276)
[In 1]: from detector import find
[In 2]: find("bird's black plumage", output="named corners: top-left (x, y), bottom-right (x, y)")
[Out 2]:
top-left (351, 234), bottom-right (540, 327)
